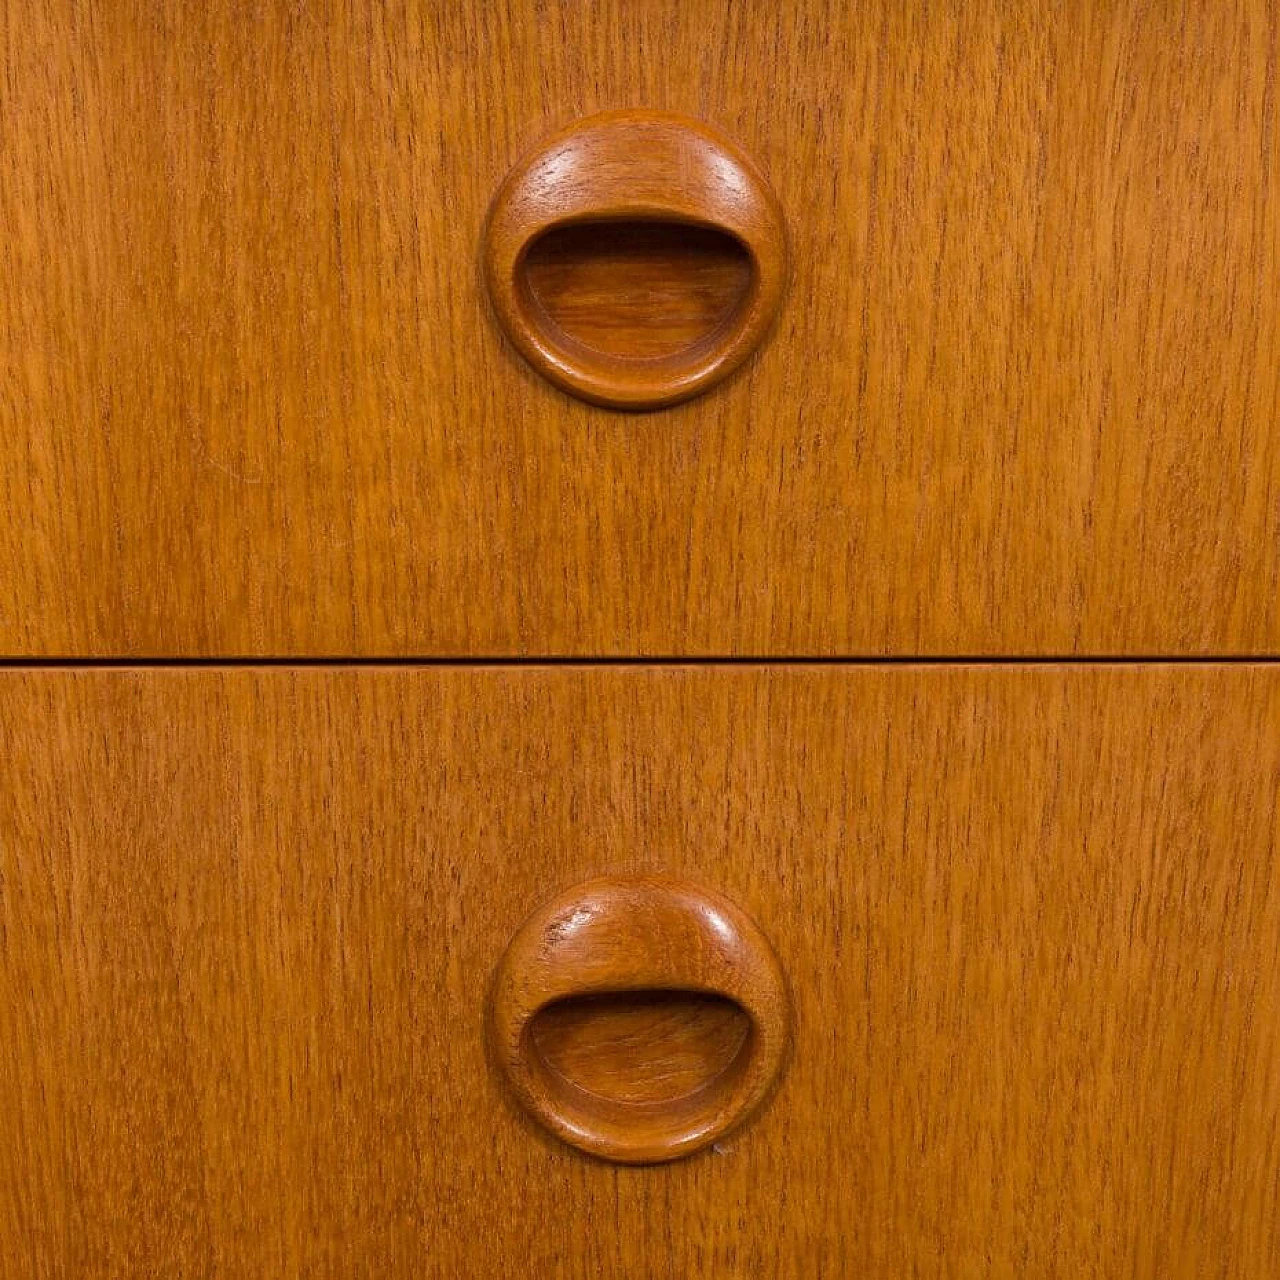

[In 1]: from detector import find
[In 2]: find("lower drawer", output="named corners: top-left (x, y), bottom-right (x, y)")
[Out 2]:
top-left (1, 667), bottom-right (1278, 1277)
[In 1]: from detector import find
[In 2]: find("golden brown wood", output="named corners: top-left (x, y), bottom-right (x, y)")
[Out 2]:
top-left (2, 2), bottom-right (1279, 655)
top-left (2, 665), bottom-right (1278, 1276)
top-left (488, 874), bottom-right (790, 1163)
top-left (484, 109), bottom-right (787, 409)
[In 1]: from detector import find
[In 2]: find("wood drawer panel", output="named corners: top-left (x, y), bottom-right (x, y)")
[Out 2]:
top-left (3, 2), bottom-right (1279, 656)
top-left (1, 665), bottom-right (1277, 1277)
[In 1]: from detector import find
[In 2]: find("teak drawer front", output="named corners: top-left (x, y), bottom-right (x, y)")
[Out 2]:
top-left (3, 2), bottom-right (1280, 657)
top-left (2, 666), bottom-right (1278, 1277)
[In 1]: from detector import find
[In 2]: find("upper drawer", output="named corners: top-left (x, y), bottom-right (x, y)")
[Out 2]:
top-left (2, 2), bottom-right (1278, 657)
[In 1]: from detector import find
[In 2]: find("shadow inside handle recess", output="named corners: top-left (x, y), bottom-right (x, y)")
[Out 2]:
top-left (527, 989), bottom-right (752, 1107)
top-left (521, 222), bottom-right (752, 362)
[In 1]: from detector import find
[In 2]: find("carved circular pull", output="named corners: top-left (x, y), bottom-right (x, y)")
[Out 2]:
top-left (484, 110), bottom-right (788, 410)
top-left (488, 875), bottom-right (790, 1164)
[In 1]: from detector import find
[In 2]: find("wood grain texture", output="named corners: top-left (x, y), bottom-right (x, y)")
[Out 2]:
top-left (2, 1), bottom-right (1279, 656)
top-left (1, 665), bottom-right (1278, 1276)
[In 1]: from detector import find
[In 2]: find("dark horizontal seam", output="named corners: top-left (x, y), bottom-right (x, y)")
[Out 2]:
top-left (1, 655), bottom-right (1278, 670)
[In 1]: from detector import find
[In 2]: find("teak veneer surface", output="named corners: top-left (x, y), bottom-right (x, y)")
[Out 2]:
top-left (3, 1), bottom-right (1279, 655)
top-left (1, 666), bottom-right (1278, 1277)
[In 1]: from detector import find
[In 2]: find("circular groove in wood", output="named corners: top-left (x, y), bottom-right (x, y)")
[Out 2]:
top-left (484, 110), bottom-right (788, 410)
top-left (488, 874), bottom-right (791, 1164)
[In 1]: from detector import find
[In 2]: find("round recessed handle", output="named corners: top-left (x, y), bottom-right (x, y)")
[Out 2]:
top-left (488, 875), bottom-right (790, 1164)
top-left (484, 110), bottom-right (788, 410)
